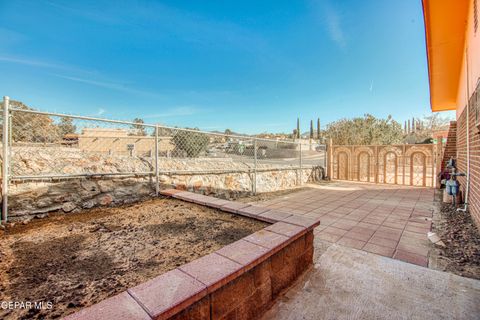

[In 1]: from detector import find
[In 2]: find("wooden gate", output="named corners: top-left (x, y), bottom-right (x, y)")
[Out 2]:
top-left (329, 144), bottom-right (436, 187)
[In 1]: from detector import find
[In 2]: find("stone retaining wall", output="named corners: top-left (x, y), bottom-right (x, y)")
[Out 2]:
top-left (9, 177), bottom-right (155, 219)
top-left (7, 149), bottom-right (314, 220)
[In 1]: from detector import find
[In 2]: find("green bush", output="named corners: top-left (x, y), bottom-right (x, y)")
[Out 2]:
top-left (172, 129), bottom-right (209, 157)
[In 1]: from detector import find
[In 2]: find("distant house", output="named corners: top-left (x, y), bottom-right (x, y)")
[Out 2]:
top-left (78, 128), bottom-right (174, 156)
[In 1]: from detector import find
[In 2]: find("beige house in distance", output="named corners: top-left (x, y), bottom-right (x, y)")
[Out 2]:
top-left (78, 128), bottom-right (174, 156)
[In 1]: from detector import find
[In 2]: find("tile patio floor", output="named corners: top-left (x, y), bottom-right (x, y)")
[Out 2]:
top-left (253, 181), bottom-right (435, 267)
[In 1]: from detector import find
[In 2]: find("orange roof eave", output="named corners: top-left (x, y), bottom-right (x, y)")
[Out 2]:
top-left (422, 0), bottom-right (469, 112)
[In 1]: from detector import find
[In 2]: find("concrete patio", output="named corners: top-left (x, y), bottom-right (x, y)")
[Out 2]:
top-left (261, 242), bottom-right (480, 320)
top-left (254, 181), bottom-right (435, 267)
top-left (159, 182), bottom-right (480, 319)
top-left (252, 182), bottom-right (480, 319)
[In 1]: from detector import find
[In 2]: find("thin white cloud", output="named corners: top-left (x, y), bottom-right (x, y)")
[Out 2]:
top-left (0, 54), bottom-right (162, 97)
top-left (52, 74), bottom-right (163, 98)
top-left (143, 106), bottom-right (198, 119)
top-left (323, 4), bottom-right (346, 49)
top-left (0, 55), bottom-right (64, 69)
top-left (0, 54), bottom-right (228, 101)
top-left (310, 1), bottom-right (347, 49)
top-left (42, 1), bottom-right (269, 54)
top-left (97, 108), bottom-right (106, 116)
top-left (54, 74), bottom-right (126, 90)
top-left (43, 0), bottom-right (124, 25)
top-left (0, 54), bottom-right (95, 74)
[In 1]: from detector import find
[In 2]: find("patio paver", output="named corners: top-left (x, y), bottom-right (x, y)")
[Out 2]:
top-left (255, 182), bottom-right (435, 266)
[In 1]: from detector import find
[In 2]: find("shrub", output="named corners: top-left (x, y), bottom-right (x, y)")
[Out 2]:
top-left (172, 129), bottom-right (209, 157)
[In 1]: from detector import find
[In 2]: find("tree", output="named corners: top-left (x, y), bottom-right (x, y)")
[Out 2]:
top-left (131, 118), bottom-right (146, 136)
top-left (172, 129), bottom-right (209, 157)
top-left (296, 118), bottom-right (300, 139)
top-left (405, 113), bottom-right (452, 144)
top-left (325, 114), bottom-right (403, 145)
top-left (58, 117), bottom-right (77, 136)
top-left (310, 120), bottom-right (314, 139)
top-left (155, 124), bottom-right (172, 137)
top-left (1, 100), bottom-right (61, 143)
top-left (317, 118), bottom-right (321, 140)
top-left (292, 129), bottom-right (298, 139)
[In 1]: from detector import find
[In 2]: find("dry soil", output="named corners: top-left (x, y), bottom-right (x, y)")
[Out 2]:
top-left (0, 197), bottom-right (267, 319)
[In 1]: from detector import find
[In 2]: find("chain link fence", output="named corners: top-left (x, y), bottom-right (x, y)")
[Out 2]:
top-left (0, 96), bottom-right (327, 221)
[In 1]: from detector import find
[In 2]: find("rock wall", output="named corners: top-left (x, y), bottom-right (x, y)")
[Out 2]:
top-left (6, 148), bottom-right (315, 220)
top-left (9, 177), bottom-right (155, 220)
top-left (161, 167), bottom-right (312, 196)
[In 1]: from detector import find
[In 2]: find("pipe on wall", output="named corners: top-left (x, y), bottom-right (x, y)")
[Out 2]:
top-left (458, 47), bottom-right (471, 212)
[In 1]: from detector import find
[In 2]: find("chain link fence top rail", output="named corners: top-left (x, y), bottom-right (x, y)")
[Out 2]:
top-left (0, 100), bottom-right (327, 182)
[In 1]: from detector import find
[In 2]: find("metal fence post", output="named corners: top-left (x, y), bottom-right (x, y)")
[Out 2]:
top-left (253, 138), bottom-right (257, 194)
top-left (324, 143), bottom-right (327, 179)
top-left (299, 142), bottom-right (303, 185)
top-left (2, 96), bottom-right (10, 223)
top-left (432, 143), bottom-right (436, 188)
top-left (155, 124), bottom-right (159, 196)
top-left (8, 112), bottom-right (12, 178)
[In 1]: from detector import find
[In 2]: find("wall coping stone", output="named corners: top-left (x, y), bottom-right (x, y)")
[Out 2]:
top-left (127, 269), bottom-right (207, 320)
top-left (281, 214), bottom-right (320, 229)
top-left (215, 239), bottom-right (270, 268)
top-left (218, 201), bottom-right (251, 213)
top-left (178, 252), bottom-right (244, 293)
top-left (242, 229), bottom-right (291, 254)
top-left (64, 292), bottom-right (151, 320)
top-left (236, 205), bottom-right (271, 218)
top-left (257, 209), bottom-right (293, 223)
top-left (265, 221), bottom-right (306, 240)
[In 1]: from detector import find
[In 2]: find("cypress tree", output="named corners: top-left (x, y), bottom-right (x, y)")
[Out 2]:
top-left (297, 118), bottom-right (300, 139)
top-left (317, 118), bottom-right (321, 140)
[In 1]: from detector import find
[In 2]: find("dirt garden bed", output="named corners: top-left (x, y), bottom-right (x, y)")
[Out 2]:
top-left (0, 197), bottom-right (267, 320)
top-left (430, 199), bottom-right (480, 280)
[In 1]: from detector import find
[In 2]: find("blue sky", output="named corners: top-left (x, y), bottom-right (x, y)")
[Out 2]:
top-left (0, 0), bottom-right (451, 134)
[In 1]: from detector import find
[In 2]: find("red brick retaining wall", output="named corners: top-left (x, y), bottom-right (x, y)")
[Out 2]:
top-left (65, 190), bottom-right (319, 320)
top-left (456, 99), bottom-right (480, 226)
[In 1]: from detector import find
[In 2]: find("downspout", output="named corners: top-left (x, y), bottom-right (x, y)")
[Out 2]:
top-left (458, 47), bottom-right (471, 212)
